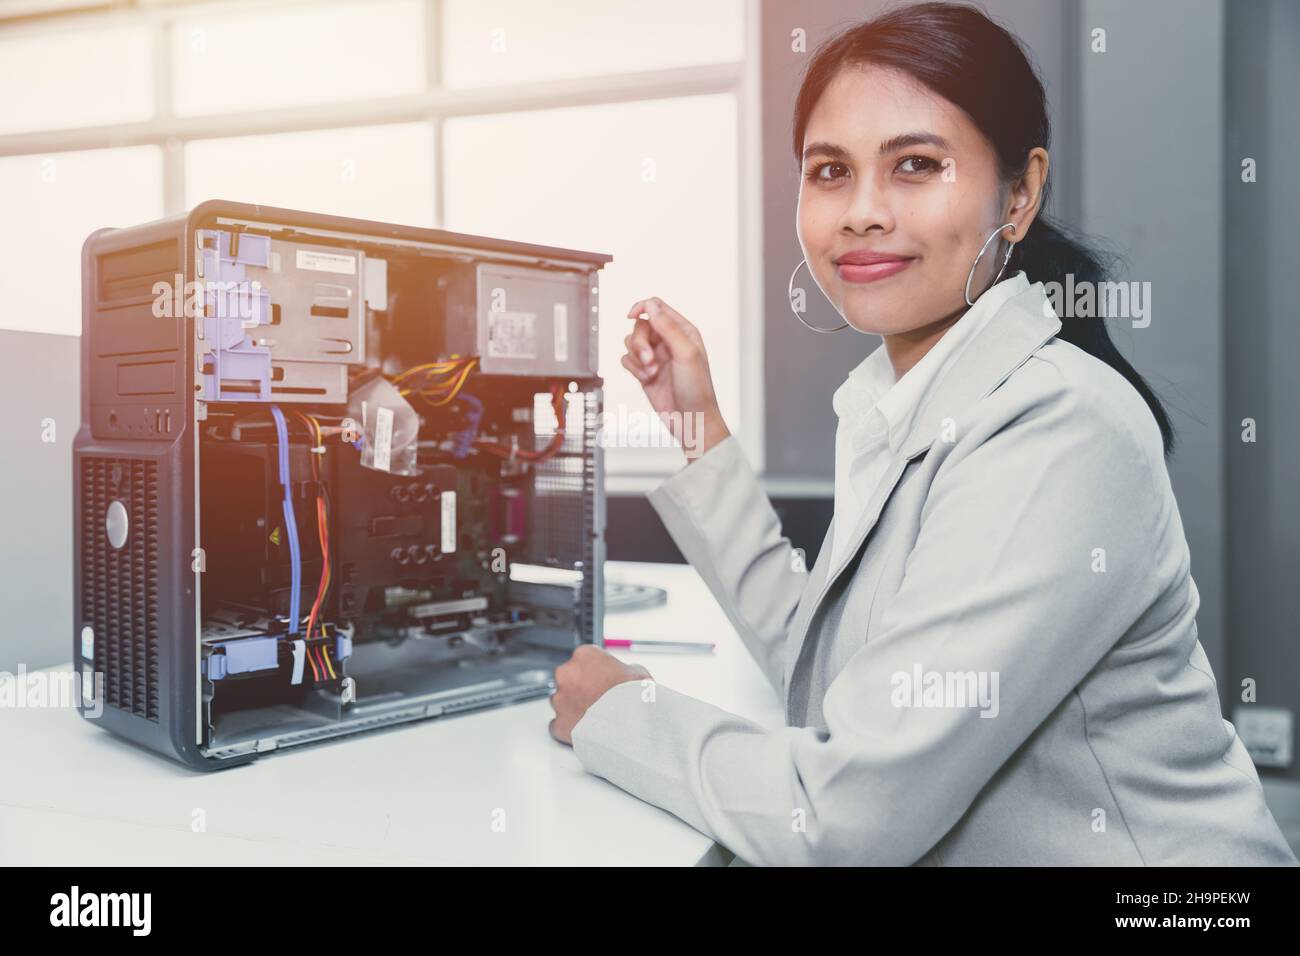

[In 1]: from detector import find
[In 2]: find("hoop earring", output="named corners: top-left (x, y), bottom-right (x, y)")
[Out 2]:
top-left (788, 258), bottom-right (849, 333)
top-left (964, 222), bottom-right (1018, 306)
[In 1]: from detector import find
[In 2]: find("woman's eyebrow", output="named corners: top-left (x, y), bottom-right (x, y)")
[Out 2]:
top-left (802, 132), bottom-right (952, 164)
top-left (801, 141), bottom-right (850, 163)
top-left (878, 131), bottom-right (952, 155)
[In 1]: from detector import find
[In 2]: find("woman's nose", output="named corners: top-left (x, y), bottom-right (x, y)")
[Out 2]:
top-left (838, 178), bottom-right (895, 235)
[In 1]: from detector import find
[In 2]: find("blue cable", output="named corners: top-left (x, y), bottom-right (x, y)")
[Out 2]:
top-left (449, 393), bottom-right (484, 458)
top-left (269, 405), bottom-right (302, 636)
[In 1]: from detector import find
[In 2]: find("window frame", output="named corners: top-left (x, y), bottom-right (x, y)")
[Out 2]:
top-left (0, 0), bottom-right (766, 480)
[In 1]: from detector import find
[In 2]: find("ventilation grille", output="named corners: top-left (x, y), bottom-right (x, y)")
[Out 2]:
top-left (578, 389), bottom-right (601, 641)
top-left (80, 457), bottom-right (160, 720)
top-left (527, 390), bottom-right (594, 564)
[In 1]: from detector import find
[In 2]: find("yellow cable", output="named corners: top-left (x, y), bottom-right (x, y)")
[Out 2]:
top-left (426, 358), bottom-right (477, 406)
top-left (396, 361), bottom-right (468, 397)
top-left (322, 624), bottom-right (338, 680)
top-left (391, 361), bottom-right (462, 385)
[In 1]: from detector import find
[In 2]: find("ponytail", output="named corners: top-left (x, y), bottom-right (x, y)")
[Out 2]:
top-left (1012, 216), bottom-right (1177, 456)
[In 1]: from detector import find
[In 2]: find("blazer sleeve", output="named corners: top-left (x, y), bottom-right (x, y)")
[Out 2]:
top-left (572, 380), bottom-right (1166, 865)
top-left (643, 434), bottom-right (809, 697)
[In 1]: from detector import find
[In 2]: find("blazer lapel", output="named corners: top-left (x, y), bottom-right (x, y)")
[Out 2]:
top-left (782, 282), bottom-right (1063, 708)
top-left (782, 451), bottom-right (914, 701)
top-left (898, 283), bottom-right (1062, 460)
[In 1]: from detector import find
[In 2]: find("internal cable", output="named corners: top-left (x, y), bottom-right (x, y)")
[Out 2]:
top-left (269, 405), bottom-right (302, 638)
top-left (421, 357), bottom-right (477, 406)
top-left (447, 393), bottom-right (484, 458)
top-left (393, 356), bottom-right (479, 408)
top-left (475, 384), bottom-right (568, 463)
top-left (294, 409), bottom-right (334, 684)
top-left (391, 360), bottom-right (463, 386)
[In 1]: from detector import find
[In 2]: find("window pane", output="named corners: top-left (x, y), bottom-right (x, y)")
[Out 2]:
top-left (0, 25), bottom-right (154, 134)
top-left (441, 0), bottom-right (744, 88)
top-left (443, 95), bottom-right (741, 454)
top-left (172, 0), bottom-right (426, 116)
top-left (185, 123), bottom-right (435, 227)
top-left (0, 147), bottom-right (163, 336)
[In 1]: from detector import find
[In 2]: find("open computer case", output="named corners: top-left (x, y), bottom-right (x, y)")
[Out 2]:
top-left (74, 200), bottom-right (610, 770)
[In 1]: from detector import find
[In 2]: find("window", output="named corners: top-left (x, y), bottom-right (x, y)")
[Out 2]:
top-left (186, 124), bottom-right (435, 226)
top-left (171, 0), bottom-right (427, 116)
top-left (0, 0), bottom-right (758, 476)
top-left (0, 147), bottom-right (163, 336)
top-left (0, 24), bottom-right (154, 134)
top-left (440, 0), bottom-right (744, 87)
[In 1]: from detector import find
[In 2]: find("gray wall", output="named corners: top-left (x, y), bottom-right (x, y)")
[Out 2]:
top-left (1225, 0), bottom-right (1300, 783)
top-left (1076, 0), bottom-right (1227, 683)
top-left (0, 331), bottom-right (79, 671)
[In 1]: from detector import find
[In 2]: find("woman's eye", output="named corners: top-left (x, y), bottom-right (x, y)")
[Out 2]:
top-left (897, 154), bottom-right (940, 175)
top-left (806, 161), bottom-right (849, 183)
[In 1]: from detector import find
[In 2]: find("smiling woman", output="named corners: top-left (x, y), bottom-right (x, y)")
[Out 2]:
top-left (552, 1), bottom-right (1298, 868)
top-left (789, 4), bottom-right (1174, 446)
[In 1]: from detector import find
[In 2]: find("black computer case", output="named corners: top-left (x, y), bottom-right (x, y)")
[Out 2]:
top-left (74, 201), bottom-right (610, 770)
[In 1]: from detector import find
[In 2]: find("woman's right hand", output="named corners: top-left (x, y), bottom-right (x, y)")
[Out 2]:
top-left (623, 297), bottom-right (731, 460)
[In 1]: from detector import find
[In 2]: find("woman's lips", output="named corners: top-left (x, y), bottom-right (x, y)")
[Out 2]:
top-left (835, 257), bottom-right (915, 283)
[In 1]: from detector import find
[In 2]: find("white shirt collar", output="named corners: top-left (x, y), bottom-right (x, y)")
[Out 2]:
top-left (832, 270), bottom-right (1031, 455)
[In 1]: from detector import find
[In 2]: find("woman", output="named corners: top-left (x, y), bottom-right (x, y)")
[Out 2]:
top-left (547, 2), bottom-right (1298, 866)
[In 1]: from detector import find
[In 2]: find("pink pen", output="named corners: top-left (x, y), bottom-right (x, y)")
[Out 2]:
top-left (603, 637), bottom-right (715, 654)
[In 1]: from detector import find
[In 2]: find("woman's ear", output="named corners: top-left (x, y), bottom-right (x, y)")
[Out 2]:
top-left (1007, 147), bottom-right (1049, 236)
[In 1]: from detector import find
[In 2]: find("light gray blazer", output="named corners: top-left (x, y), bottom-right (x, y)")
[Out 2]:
top-left (572, 279), bottom-right (1298, 866)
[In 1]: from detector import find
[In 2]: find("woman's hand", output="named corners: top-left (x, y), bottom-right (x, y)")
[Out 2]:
top-left (623, 297), bottom-right (732, 460)
top-left (548, 644), bottom-right (652, 745)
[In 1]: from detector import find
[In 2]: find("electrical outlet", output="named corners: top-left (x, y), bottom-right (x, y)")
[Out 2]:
top-left (1233, 706), bottom-right (1293, 768)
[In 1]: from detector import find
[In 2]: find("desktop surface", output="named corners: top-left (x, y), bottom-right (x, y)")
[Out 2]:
top-left (0, 560), bottom-right (782, 866)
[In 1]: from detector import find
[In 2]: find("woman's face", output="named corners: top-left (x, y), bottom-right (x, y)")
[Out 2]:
top-left (797, 63), bottom-right (1037, 337)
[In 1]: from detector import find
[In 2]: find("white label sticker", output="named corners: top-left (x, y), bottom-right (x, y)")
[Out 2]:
top-left (290, 640), bottom-right (306, 685)
top-left (441, 491), bottom-right (457, 553)
top-left (553, 303), bottom-right (568, 362)
top-left (487, 310), bottom-right (537, 358)
top-left (373, 406), bottom-right (394, 472)
top-left (296, 249), bottom-right (357, 275)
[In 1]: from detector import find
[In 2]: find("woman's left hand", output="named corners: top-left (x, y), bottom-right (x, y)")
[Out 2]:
top-left (548, 644), bottom-right (652, 745)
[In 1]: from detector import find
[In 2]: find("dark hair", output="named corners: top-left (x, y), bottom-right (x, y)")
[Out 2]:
top-left (792, 1), bottom-right (1176, 456)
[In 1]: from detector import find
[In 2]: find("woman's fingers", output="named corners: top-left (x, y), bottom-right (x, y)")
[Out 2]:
top-left (627, 315), bottom-right (659, 366)
top-left (651, 337), bottom-right (672, 366)
top-left (624, 297), bottom-right (703, 392)
top-left (626, 299), bottom-right (661, 346)
top-left (621, 353), bottom-right (654, 383)
top-left (623, 332), bottom-right (659, 377)
top-left (628, 297), bottom-right (696, 359)
top-left (624, 329), bottom-right (652, 367)
top-left (626, 297), bottom-right (659, 321)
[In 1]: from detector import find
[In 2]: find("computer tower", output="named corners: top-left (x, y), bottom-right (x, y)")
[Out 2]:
top-left (74, 200), bottom-right (609, 770)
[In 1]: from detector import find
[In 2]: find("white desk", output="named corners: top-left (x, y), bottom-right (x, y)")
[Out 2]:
top-left (0, 561), bottom-right (783, 865)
